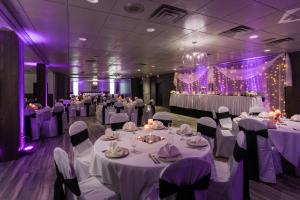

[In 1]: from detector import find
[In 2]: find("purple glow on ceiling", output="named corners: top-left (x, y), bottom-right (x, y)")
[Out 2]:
top-left (24, 30), bottom-right (45, 43)
top-left (23, 145), bottom-right (34, 151)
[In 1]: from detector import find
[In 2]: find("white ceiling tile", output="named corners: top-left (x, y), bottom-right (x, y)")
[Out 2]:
top-left (103, 14), bottom-right (140, 31)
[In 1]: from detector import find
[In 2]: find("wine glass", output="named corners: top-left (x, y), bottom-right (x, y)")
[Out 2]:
top-left (115, 131), bottom-right (120, 141)
top-left (130, 136), bottom-right (138, 153)
top-left (197, 131), bottom-right (202, 139)
top-left (180, 132), bottom-right (185, 141)
top-left (167, 123), bottom-right (172, 134)
top-left (167, 134), bottom-right (174, 145)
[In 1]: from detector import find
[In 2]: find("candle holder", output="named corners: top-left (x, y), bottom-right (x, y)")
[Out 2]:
top-left (136, 135), bottom-right (165, 144)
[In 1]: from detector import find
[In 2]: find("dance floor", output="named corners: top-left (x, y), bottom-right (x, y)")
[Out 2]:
top-left (0, 107), bottom-right (300, 200)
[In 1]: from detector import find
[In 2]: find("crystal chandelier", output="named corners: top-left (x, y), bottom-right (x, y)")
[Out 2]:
top-left (182, 41), bottom-right (208, 68)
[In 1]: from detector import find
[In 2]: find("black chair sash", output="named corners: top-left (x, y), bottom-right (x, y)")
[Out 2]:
top-left (155, 119), bottom-right (172, 127)
top-left (149, 102), bottom-right (156, 115)
top-left (24, 113), bottom-right (36, 140)
top-left (76, 109), bottom-right (80, 117)
top-left (53, 111), bottom-right (64, 135)
top-left (54, 164), bottom-right (81, 200)
top-left (135, 105), bottom-right (144, 126)
top-left (84, 102), bottom-right (91, 117)
top-left (216, 111), bottom-right (230, 120)
top-left (197, 124), bottom-right (216, 139)
top-left (65, 104), bottom-right (70, 122)
top-left (114, 106), bottom-right (124, 113)
top-left (159, 173), bottom-right (211, 200)
top-left (102, 105), bottom-right (107, 125)
top-left (70, 129), bottom-right (89, 146)
top-left (233, 142), bottom-right (249, 200)
top-left (239, 126), bottom-right (268, 182)
top-left (111, 121), bottom-right (126, 131)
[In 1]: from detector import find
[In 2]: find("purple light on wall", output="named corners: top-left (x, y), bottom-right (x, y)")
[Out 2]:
top-left (24, 30), bottom-right (45, 43)
top-left (99, 80), bottom-right (105, 92)
top-left (24, 61), bottom-right (37, 66)
top-left (19, 39), bottom-right (25, 151)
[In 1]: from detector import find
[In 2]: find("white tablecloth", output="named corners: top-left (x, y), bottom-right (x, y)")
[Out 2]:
top-left (89, 129), bottom-right (215, 200)
top-left (233, 117), bottom-right (300, 167)
top-left (169, 93), bottom-right (263, 116)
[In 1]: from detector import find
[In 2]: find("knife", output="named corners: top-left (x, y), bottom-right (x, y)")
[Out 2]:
top-left (148, 153), bottom-right (157, 164)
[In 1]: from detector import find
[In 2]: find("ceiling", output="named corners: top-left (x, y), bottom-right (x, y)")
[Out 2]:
top-left (2, 0), bottom-right (300, 79)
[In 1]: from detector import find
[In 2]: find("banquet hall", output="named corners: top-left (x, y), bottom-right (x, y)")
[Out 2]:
top-left (1, 0), bottom-right (300, 199)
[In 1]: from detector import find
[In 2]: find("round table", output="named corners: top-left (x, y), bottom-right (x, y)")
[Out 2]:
top-left (89, 128), bottom-right (215, 200)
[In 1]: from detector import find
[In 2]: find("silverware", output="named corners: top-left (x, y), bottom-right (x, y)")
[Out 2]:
top-left (152, 154), bottom-right (161, 164)
top-left (148, 153), bottom-right (157, 164)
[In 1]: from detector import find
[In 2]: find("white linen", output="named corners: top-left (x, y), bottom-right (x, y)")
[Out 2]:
top-left (169, 93), bottom-right (263, 116)
top-left (89, 128), bottom-right (216, 200)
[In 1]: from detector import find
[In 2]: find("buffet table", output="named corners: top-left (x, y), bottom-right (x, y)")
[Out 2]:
top-left (89, 128), bottom-right (215, 200)
top-left (169, 93), bottom-right (263, 116)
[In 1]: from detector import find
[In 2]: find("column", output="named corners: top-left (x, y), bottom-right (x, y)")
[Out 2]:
top-left (0, 29), bottom-right (24, 161)
top-left (36, 63), bottom-right (47, 106)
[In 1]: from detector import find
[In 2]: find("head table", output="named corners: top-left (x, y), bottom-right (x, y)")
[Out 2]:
top-left (233, 117), bottom-right (300, 168)
top-left (89, 128), bottom-right (216, 200)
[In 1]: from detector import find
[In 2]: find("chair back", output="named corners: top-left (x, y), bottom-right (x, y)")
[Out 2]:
top-left (249, 106), bottom-right (266, 116)
top-left (69, 121), bottom-right (92, 156)
top-left (153, 112), bottom-right (172, 127)
top-left (110, 113), bottom-right (129, 130)
top-left (216, 106), bottom-right (232, 129)
top-left (53, 147), bottom-right (81, 200)
top-left (160, 157), bottom-right (211, 200)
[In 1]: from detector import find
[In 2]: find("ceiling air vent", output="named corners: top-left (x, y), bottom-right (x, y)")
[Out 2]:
top-left (149, 4), bottom-right (188, 24)
top-left (85, 59), bottom-right (98, 63)
top-left (219, 25), bottom-right (253, 37)
top-left (265, 37), bottom-right (294, 45)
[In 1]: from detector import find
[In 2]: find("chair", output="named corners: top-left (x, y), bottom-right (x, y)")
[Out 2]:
top-left (110, 113), bottom-right (129, 131)
top-left (215, 106), bottom-right (235, 158)
top-left (249, 106), bottom-right (267, 116)
top-left (238, 118), bottom-right (282, 183)
top-left (114, 101), bottom-right (125, 113)
top-left (143, 157), bottom-right (211, 200)
top-left (69, 121), bottom-right (93, 181)
top-left (81, 98), bottom-right (92, 117)
top-left (53, 147), bottom-right (117, 200)
top-left (153, 112), bottom-right (172, 127)
top-left (149, 99), bottom-right (156, 116)
top-left (41, 104), bottom-right (65, 137)
top-left (208, 131), bottom-right (245, 200)
top-left (132, 99), bottom-right (145, 126)
top-left (24, 108), bottom-right (40, 140)
top-left (197, 117), bottom-right (217, 153)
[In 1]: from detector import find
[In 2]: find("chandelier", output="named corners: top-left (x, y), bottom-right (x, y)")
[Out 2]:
top-left (182, 41), bottom-right (208, 68)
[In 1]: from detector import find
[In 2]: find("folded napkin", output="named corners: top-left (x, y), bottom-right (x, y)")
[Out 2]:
top-left (105, 128), bottom-right (115, 137)
top-left (151, 120), bottom-right (165, 129)
top-left (107, 141), bottom-right (119, 153)
top-left (177, 124), bottom-right (193, 135)
top-left (122, 122), bottom-right (137, 131)
top-left (239, 112), bottom-right (249, 118)
top-left (291, 114), bottom-right (300, 122)
top-left (158, 144), bottom-right (180, 158)
top-left (258, 112), bottom-right (269, 118)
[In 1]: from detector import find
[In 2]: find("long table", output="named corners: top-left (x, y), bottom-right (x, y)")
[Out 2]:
top-left (169, 93), bottom-right (263, 116)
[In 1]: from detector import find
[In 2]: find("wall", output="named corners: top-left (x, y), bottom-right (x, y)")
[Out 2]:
top-left (150, 73), bottom-right (175, 107)
top-left (286, 52), bottom-right (300, 116)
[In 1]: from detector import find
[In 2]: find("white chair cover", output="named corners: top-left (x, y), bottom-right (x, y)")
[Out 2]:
top-left (208, 132), bottom-right (244, 200)
top-left (153, 112), bottom-right (172, 127)
top-left (41, 105), bottom-right (64, 138)
top-left (110, 113), bottom-right (129, 124)
top-left (249, 106), bottom-right (267, 115)
top-left (53, 147), bottom-right (116, 200)
top-left (24, 108), bottom-right (40, 140)
top-left (132, 100), bottom-right (146, 126)
top-left (215, 106), bottom-right (235, 158)
top-left (238, 118), bottom-right (280, 183)
top-left (197, 117), bottom-right (216, 153)
top-left (69, 121), bottom-right (93, 181)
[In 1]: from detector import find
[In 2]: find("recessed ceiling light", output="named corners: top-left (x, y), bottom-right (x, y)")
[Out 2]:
top-left (249, 35), bottom-right (259, 39)
top-left (173, 68), bottom-right (177, 71)
top-left (264, 49), bottom-right (271, 52)
top-left (151, 65), bottom-right (155, 68)
top-left (78, 37), bottom-right (87, 42)
top-left (149, 73), bottom-right (153, 75)
top-left (146, 28), bottom-right (155, 32)
top-left (86, 0), bottom-right (99, 3)
top-left (137, 69), bottom-right (141, 72)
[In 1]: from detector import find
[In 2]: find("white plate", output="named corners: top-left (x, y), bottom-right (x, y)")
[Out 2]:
top-left (100, 135), bottom-right (118, 141)
top-left (122, 127), bottom-right (138, 132)
top-left (105, 147), bottom-right (129, 158)
top-left (157, 154), bottom-right (182, 162)
top-left (186, 138), bottom-right (208, 147)
top-left (176, 130), bottom-right (195, 136)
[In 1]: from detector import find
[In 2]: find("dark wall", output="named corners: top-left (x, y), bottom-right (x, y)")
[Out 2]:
top-left (286, 52), bottom-right (300, 117)
top-left (131, 78), bottom-right (143, 98)
top-left (55, 72), bottom-right (69, 101)
top-left (150, 73), bottom-right (175, 107)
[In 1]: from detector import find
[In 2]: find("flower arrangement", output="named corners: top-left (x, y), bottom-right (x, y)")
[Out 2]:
top-left (245, 91), bottom-right (257, 97)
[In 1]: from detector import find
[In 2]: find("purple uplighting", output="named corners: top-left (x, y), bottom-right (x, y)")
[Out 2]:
top-left (19, 38), bottom-right (25, 151)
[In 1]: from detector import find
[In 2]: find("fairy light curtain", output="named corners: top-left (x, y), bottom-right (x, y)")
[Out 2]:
top-left (173, 53), bottom-right (291, 112)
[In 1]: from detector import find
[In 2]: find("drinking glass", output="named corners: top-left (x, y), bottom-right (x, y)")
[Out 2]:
top-left (131, 137), bottom-right (138, 153)
top-left (180, 132), bottom-right (185, 141)
top-left (167, 134), bottom-right (174, 145)
top-left (167, 123), bottom-right (172, 134)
